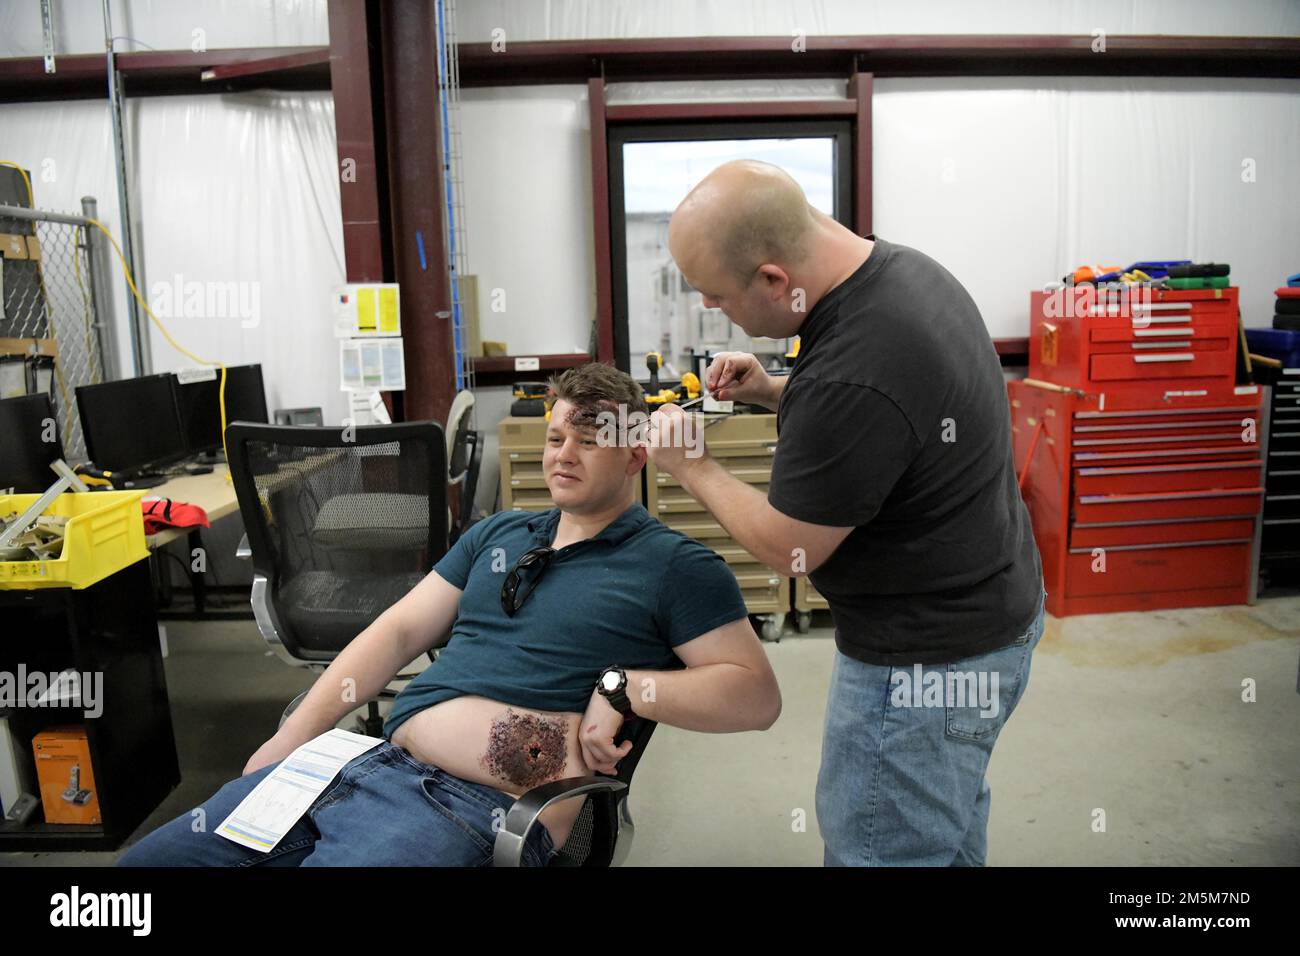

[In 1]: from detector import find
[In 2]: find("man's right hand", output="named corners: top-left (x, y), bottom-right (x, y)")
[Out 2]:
top-left (705, 352), bottom-right (780, 409)
top-left (243, 731), bottom-right (302, 776)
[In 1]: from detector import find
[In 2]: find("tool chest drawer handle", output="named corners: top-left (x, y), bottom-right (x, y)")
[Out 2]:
top-left (1132, 352), bottom-right (1194, 363)
top-left (1076, 460), bottom-right (1262, 476)
top-left (1091, 303), bottom-right (1193, 316)
top-left (1077, 487), bottom-right (1264, 504)
top-left (1132, 327), bottom-right (1195, 337)
top-left (1134, 315), bottom-right (1200, 326)
top-left (1068, 537), bottom-right (1252, 554)
top-left (1075, 406), bottom-right (1261, 419)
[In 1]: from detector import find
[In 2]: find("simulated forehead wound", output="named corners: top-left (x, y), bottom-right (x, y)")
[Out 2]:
top-left (564, 400), bottom-right (615, 432)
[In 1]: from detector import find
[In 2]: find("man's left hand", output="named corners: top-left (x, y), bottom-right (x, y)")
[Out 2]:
top-left (579, 688), bottom-right (632, 775)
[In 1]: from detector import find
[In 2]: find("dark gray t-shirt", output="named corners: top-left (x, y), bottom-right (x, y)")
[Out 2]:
top-left (769, 236), bottom-right (1043, 664)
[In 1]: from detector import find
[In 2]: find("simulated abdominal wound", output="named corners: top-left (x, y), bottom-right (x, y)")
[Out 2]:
top-left (480, 709), bottom-right (569, 789)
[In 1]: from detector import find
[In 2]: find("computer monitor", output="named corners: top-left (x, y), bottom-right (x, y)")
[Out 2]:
top-left (175, 375), bottom-right (222, 455)
top-left (75, 374), bottom-right (188, 475)
top-left (221, 364), bottom-right (269, 427)
top-left (174, 364), bottom-right (270, 455)
top-left (0, 392), bottom-right (64, 492)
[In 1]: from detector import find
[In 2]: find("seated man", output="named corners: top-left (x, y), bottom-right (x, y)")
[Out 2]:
top-left (120, 363), bottom-right (780, 867)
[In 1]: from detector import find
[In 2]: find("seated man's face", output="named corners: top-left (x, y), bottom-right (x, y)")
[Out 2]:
top-left (544, 398), bottom-right (645, 513)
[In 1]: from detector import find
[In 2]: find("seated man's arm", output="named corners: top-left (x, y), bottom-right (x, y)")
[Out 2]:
top-left (246, 516), bottom-right (503, 773)
top-left (580, 615), bottom-right (781, 773)
top-left (633, 616), bottom-right (781, 731)
top-left (245, 569), bottom-right (463, 773)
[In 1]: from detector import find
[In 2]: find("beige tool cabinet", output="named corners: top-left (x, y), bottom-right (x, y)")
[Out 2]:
top-left (792, 577), bottom-right (829, 633)
top-left (498, 417), bottom-right (555, 513)
top-left (644, 414), bottom-right (789, 641)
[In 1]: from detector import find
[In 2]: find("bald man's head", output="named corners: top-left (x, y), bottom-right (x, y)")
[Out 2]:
top-left (669, 160), bottom-right (815, 284)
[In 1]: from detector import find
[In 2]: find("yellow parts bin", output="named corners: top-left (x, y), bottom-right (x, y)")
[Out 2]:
top-left (0, 490), bottom-right (147, 589)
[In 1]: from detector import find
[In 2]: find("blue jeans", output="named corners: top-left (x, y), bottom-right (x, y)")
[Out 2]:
top-left (118, 741), bottom-right (558, 867)
top-left (815, 590), bottom-right (1046, 866)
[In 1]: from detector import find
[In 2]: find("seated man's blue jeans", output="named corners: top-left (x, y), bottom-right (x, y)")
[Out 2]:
top-left (815, 590), bottom-right (1046, 866)
top-left (118, 741), bottom-right (558, 867)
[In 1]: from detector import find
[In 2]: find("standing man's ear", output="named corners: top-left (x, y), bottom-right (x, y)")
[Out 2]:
top-left (757, 264), bottom-right (790, 300)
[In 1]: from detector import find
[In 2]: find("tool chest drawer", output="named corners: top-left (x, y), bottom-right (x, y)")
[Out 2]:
top-left (1073, 486), bottom-right (1263, 523)
top-left (1069, 516), bottom-right (1256, 549)
top-left (655, 460), bottom-right (770, 489)
top-left (1261, 518), bottom-right (1300, 554)
top-left (1073, 460), bottom-right (1263, 496)
top-left (1264, 468), bottom-right (1300, 495)
top-left (1064, 540), bottom-right (1253, 597)
top-left (1088, 320), bottom-right (1235, 344)
top-left (654, 485), bottom-right (769, 515)
top-left (1089, 348), bottom-right (1235, 382)
top-left (1263, 491), bottom-right (1300, 519)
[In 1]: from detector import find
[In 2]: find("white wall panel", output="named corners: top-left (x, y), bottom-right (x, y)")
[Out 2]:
top-left (0, 0), bottom-right (328, 58)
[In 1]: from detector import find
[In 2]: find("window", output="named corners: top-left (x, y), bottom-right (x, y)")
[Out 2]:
top-left (609, 120), bottom-right (853, 382)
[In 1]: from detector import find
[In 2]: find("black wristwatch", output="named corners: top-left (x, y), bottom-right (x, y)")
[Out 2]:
top-left (596, 666), bottom-right (634, 718)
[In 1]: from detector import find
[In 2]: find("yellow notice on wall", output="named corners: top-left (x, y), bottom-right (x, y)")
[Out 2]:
top-left (356, 287), bottom-right (378, 332)
top-left (378, 286), bottom-right (399, 333)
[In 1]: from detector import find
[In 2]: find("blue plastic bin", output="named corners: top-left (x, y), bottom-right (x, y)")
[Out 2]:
top-left (1246, 327), bottom-right (1300, 368)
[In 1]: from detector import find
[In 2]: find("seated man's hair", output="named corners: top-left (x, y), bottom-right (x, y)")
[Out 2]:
top-left (548, 362), bottom-right (649, 431)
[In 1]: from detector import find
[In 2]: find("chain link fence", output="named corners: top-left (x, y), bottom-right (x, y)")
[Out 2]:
top-left (1, 200), bottom-right (115, 462)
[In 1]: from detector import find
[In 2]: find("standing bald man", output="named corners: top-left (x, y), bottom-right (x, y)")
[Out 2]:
top-left (647, 160), bottom-right (1044, 866)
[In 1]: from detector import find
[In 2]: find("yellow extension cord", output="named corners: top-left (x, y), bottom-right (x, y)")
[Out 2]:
top-left (1, 160), bottom-right (230, 460)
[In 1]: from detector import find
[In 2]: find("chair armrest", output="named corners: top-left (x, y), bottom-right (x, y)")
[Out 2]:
top-left (236, 533), bottom-right (251, 561)
top-left (493, 775), bottom-right (627, 868)
top-left (278, 689), bottom-right (310, 730)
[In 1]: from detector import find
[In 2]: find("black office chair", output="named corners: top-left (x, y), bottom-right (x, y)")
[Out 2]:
top-left (446, 390), bottom-right (484, 543)
top-left (229, 419), bottom-right (653, 866)
top-left (227, 421), bottom-right (448, 735)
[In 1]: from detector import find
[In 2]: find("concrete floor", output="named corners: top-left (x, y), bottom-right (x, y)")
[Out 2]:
top-left (4, 594), bottom-right (1298, 867)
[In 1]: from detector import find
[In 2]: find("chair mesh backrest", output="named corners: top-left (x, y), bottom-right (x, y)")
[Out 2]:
top-left (228, 423), bottom-right (448, 659)
top-left (249, 438), bottom-right (437, 580)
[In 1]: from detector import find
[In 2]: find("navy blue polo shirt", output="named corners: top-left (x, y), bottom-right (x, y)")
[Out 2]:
top-left (382, 502), bottom-right (749, 739)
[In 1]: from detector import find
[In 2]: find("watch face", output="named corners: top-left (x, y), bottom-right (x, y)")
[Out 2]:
top-left (601, 670), bottom-right (622, 693)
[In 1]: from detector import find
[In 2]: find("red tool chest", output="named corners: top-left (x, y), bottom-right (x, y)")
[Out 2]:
top-left (1029, 286), bottom-right (1240, 392)
top-left (1010, 380), bottom-right (1264, 616)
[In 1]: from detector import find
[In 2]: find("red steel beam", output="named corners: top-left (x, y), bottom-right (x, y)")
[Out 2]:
top-left (589, 77), bottom-right (615, 365)
top-left (605, 99), bottom-right (856, 122)
top-left (327, 0), bottom-right (385, 283)
top-left (849, 72), bottom-right (873, 236)
top-left (200, 48), bottom-right (330, 83)
top-left (457, 35), bottom-right (1300, 86)
top-left (0, 46), bottom-right (330, 101)
top-left (380, 0), bottom-right (455, 427)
